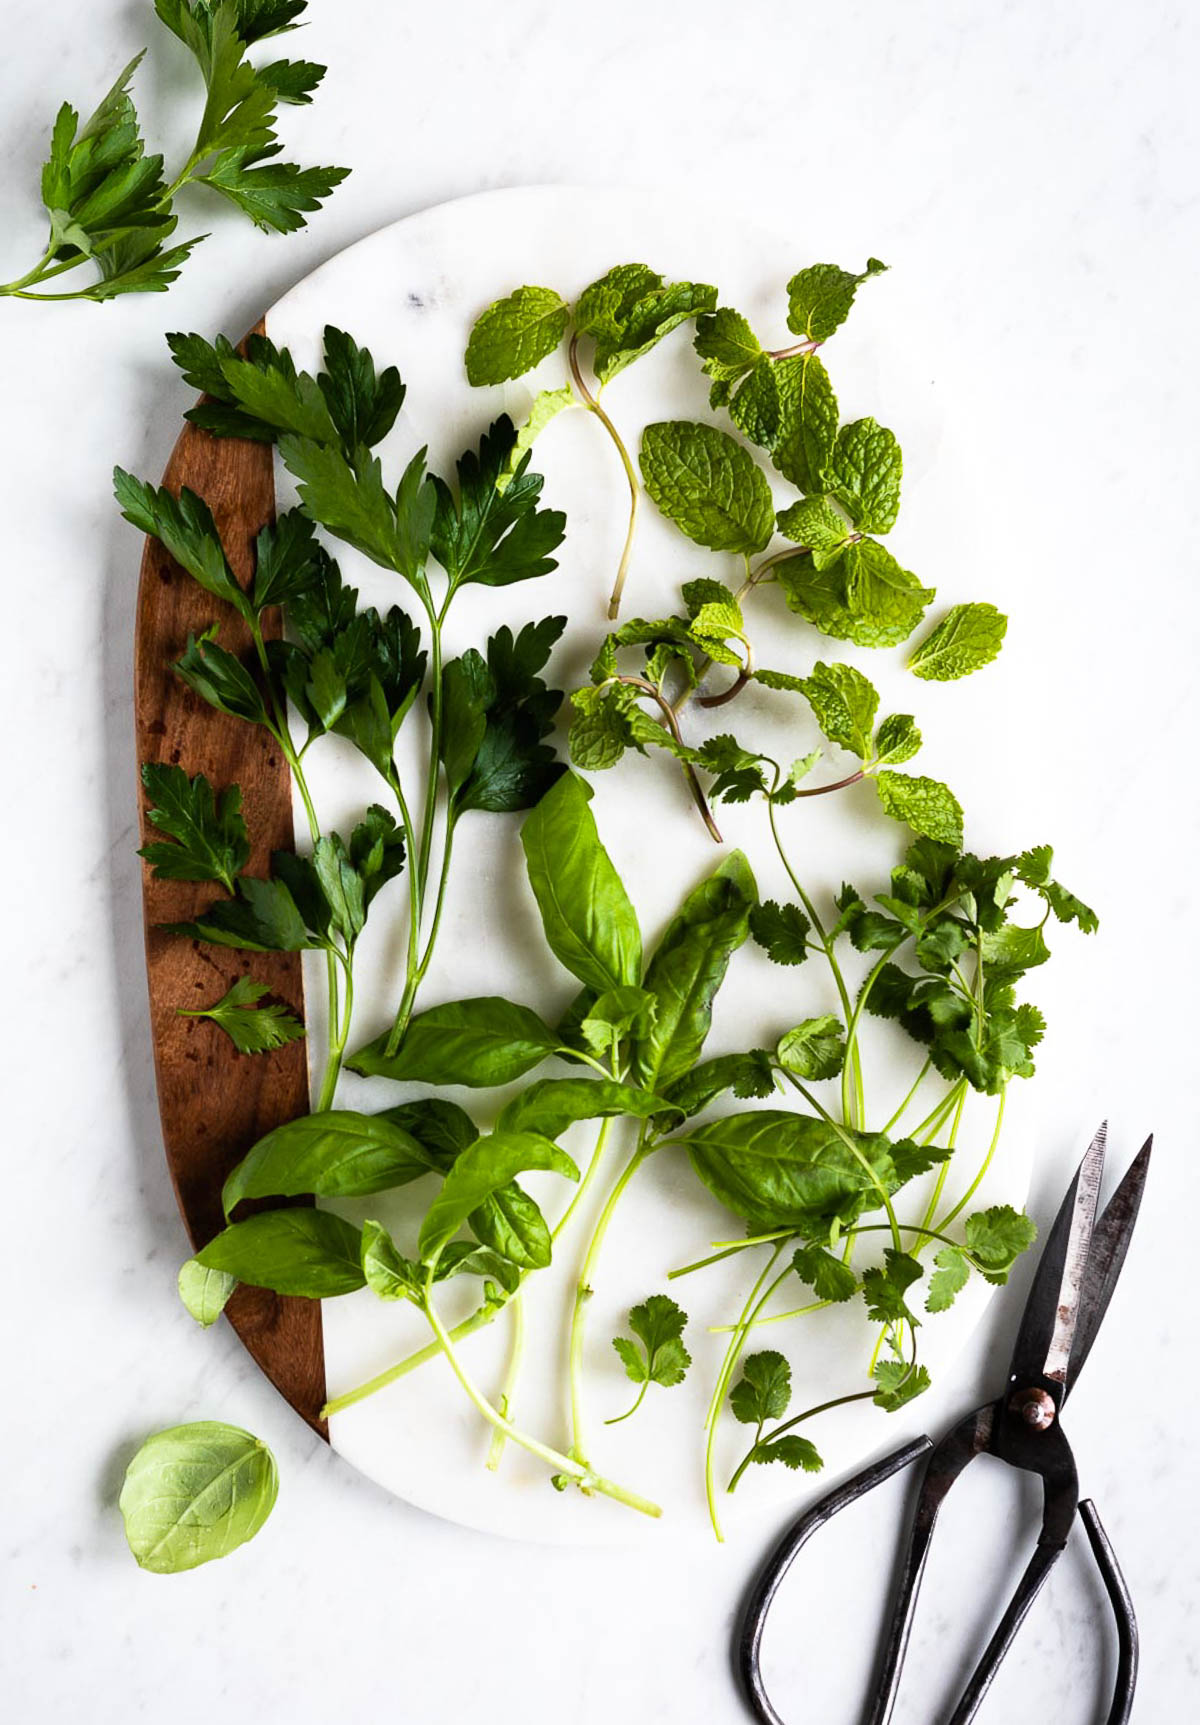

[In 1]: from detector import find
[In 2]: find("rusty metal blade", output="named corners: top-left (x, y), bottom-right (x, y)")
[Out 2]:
top-left (1006, 1123), bottom-right (1106, 1393)
top-left (1064, 1136), bottom-right (1153, 1399)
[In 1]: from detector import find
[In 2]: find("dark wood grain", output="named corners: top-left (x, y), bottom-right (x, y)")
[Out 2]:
top-left (133, 320), bottom-right (327, 1438)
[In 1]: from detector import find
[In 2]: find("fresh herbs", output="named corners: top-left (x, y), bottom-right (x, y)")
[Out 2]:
top-left (0, 2), bottom-right (346, 303)
top-left (129, 259), bottom-right (1095, 1544)
top-left (119, 1421), bottom-right (278, 1572)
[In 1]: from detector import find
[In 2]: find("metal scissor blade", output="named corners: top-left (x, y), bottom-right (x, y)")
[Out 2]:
top-left (1064, 1135), bottom-right (1153, 1399)
top-left (1006, 1123), bottom-right (1106, 1394)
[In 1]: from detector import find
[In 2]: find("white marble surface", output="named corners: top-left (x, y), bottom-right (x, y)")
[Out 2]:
top-left (2, 1), bottom-right (1198, 1718)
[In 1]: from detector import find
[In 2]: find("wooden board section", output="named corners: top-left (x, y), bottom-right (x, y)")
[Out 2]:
top-left (133, 321), bottom-right (327, 1437)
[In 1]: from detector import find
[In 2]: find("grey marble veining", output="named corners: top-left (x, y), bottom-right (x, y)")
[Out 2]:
top-left (2, 0), bottom-right (1198, 1719)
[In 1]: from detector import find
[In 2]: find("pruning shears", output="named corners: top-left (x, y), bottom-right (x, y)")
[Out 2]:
top-left (736, 1122), bottom-right (1151, 1725)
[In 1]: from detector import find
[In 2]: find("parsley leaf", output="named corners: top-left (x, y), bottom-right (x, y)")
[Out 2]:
top-left (909, 603), bottom-right (1008, 680)
top-left (607, 1294), bottom-right (692, 1423)
top-left (139, 762), bottom-right (250, 892)
top-left (176, 974), bottom-right (305, 1054)
top-left (432, 419), bottom-right (566, 589)
top-left (115, 471), bottom-right (250, 620)
top-left (465, 286), bottom-right (570, 385)
top-left (640, 420), bottom-right (775, 555)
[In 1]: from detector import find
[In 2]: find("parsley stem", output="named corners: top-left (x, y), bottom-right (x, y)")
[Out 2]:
top-left (486, 1291), bottom-right (527, 1472)
top-left (567, 1129), bottom-right (653, 1470)
top-left (0, 243), bottom-right (59, 295)
top-left (568, 335), bottom-right (639, 620)
top-left (422, 1286), bottom-right (661, 1517)
top-left (704, 1243), bottom-right (789, 1542)
top-left (383, 609), bottom-right (443, 1059)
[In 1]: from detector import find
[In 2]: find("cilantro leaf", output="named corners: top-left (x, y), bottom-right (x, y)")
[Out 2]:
top-left (730, 1351), bottom-right (792, 1425)
top-left (176, 974), bottom-right (305, 1055)
top-left (964, 1205), bottom-right (1037, 1282)
top-left (640, 420), bottom-right (775, 555)
top-left (750, 900), bottom-right (811, 966)
top-left (465, 286), bottom-right (570, 385)
top-left (786, 258), bottom-right (887, 341)
top-left (861, 1250), bottom-right (924, 1327)
top-left (750, 1435), bottom-right (824, 1473)
top-left (776, 1015), bottom-right (846, 1081)
top-left (1014, 847), bottom-right (1099, 934)
top-left (139, 763), bottom-right (250, 892)
top-left (874, 773), bottom-right (964, 846)
top-left (801, 661), bottom-right (879, 760)
top-left (873, 1360), bottom-right (932, 1411)
top-left (431, 419), bottom-right (565, 589)
top-left (926, 1246), bottom-right (970, 1313)
top-left (660, 1050), bottom-right (775, 1118)
top-left (607, 1294), bottom-right (692, 1423)
top-left (909, 603), bottom-right (1008, 681)
top-left (792, 1244), bottom-right (858, 1303)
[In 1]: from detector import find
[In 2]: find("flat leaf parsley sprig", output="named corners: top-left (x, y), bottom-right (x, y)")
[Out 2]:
top-left (0, 1), bottom-right (347, 303)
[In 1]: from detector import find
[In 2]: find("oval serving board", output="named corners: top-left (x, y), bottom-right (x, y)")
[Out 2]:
top-left (135, 188), bottom-right (1035, 1545)
top-left (134, 320), bottom-right (326, 1437)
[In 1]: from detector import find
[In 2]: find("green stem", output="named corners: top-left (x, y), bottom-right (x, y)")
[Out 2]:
top-left (704, 1243), bottom-right (788, 1542)
top-left (882, 1058), bottom-right (932, 1135)
top-left (320, 1303), bottom-right (502, 1417)
top-left (421, 1286), bottom-right (661, 1517)
top-left (567, 1130), bottom-right (653, 1469)
top-left (486, 1291), bottom-right (527, 1472)
top-left (711, 1295), bottom-right (833, 1334)
top-left (935, 1086), bottom-right (1008, 1234)
top-left (727, 1388), bottom-right (875, 1493)
top-left (383, 603), bottom-right (441, 1059)
top-left (569, 335), bottom-right (639, 620)
top-left (605, 1378), bottom-right (650, 1427)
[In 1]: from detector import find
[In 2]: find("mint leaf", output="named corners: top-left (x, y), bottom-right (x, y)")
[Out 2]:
top-left (828, 417), bottom-right (902, 534)
top-left (139, 763), bottom-right (249, 892)
top-left (772, 352), bottom-right (839, 493)
top-left (926, 1246), bottom-right (970, 1312)
top-left (749, 900), bottom-right (811, 966)
top-left (909, 603), bottom-right (1008, 680)
top-left (177, 975), bottom-right (305, 1055)
top-left (640, 420), bottom-right (774, 554)
top-left (776, 1015), bottom-right (846, 1081)
top-left (730, 1351), bottom-right (792, 1424)
top-left (792, 1244), bottom-right (857, 1303)
top-left (465, 286), bottom-right (570, 385)
top-left (576, 266), bottom-right (717, 383)
top-left (874, 773), bottom-right (964, 845)
top-left (776, 493), bottom-right (852, 567)
top-left (800, 661), bottom-right (879, 760)
top-left (786, 258), bottom-right (886, 341)
top-left (498, 387), bottom-right (575, 489)
top-left (778, 539), bottom-right (933, 649)
top-left (873, 1361), bottom-right (932, 1412)
top-left (874, 714), bottom-right (922, 766)
top-left (694, 307), bottom-right (762, 394)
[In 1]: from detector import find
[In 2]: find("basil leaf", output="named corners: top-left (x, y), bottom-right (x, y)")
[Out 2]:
top-left (360, 1219), bottom-right (423, 1301)
top-left (177, 1258), bottom-right (236, 1327)
top-left (632, 851), bottom-right (755, 1090)
top-left (222, 1110), bottom-right (441, 1216)
top-left (119, 1422), bottom-right (278, 1574)
top-left (418, 1131), bottom-right (578, 1265)
top-left (497, 1077), bottom-right (670, 1138)
top-left (520, 771), bottom-right (642, 995)
top-left (195, 1209), bottom-right (365, 1297)
top-left (377, 1098), bottom-right (479, 1164)
top-left (678, 1111), bottom-right (896, 1234)
top-left (469, 1181), bottom-right (552, 1270)
top-left (639, 420), bottom-right (774, 555)
top-left (347, 997), bottom-right (559, 1087)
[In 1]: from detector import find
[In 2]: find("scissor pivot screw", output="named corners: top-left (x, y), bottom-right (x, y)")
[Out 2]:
top-left (1008, 1388), bottom-right (1056, 1430)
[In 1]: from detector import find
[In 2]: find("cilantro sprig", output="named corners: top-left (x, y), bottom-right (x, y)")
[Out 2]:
top-left (0, 2), bottom-right (346, 303)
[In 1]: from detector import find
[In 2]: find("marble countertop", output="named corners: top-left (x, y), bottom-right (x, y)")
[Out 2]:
top-left (3, 1), bottom-right (1197, 1719)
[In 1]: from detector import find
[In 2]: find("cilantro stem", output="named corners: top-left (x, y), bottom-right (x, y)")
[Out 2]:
top-left (486, 1291), bottom-right (527, 1472)
top-left (934, 1085), bottom-right (1007, 1235)
top-left (605, 1377), bottom-right (650, 1427)
top-left (704, 1243), bottom-right (788, 1542)
top-left (567, 1128), bottom-right (653, 1469)
top-left (711, 1295), bottom-right (833, 1334)
top-left (568, 335), bottom-right (639, 620)
top-left (319, 1304), bottom-right (503, 1417)
top-left (727, 1388), bottom-right (873, 1494)
top-left (882, 1058), bottom-right (933, 1134)
top-left (421, 1283), bottom-right (661, 1517)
